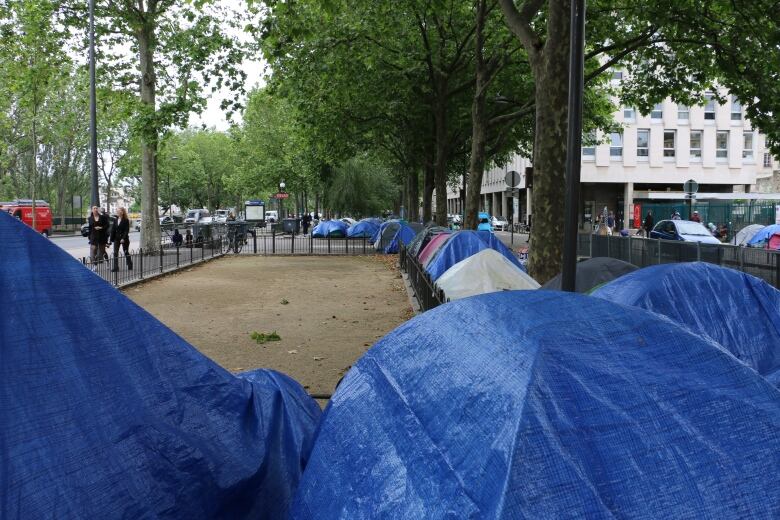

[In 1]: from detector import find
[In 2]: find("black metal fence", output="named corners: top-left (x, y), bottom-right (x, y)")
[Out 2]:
top-left (237, 228), bottom-right (393, 255)
top-left (399, 245), bottom-right (445, 312)
top-left (578, 233), bottom-right (780, 288)
top-left (84, 237), bottom-right (224, 287)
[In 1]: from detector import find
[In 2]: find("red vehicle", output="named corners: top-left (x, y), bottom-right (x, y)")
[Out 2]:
top-left (1, 199), bottom-right (53, 237)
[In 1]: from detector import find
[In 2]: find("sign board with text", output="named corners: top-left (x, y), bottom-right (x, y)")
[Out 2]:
top-left (274, 192), bottom-right (290, 199)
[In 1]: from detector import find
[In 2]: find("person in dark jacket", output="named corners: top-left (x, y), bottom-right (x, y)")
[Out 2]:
top-left (642, 210), bottom-right (654, 236)
top-left (110, 207), bottom-right (133, 272)
top-left (302, 213), bottom-right (312, 235)
top-left (88, 205), bottom-right (109, 266)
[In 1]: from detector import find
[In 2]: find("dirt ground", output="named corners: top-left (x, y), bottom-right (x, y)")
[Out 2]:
top-left (126, 255), bottom-right (413, 399)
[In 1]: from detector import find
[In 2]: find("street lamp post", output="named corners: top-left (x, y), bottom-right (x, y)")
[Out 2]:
top-left (279, 181), bottom-right (286, 219)
top-left (88, 0), bottom-right (99, 208)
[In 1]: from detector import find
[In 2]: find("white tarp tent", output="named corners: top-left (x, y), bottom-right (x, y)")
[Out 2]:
top-left (436, 248), bottom-right (539, 300)
top-left (733, 224), bottom-right (765, 246)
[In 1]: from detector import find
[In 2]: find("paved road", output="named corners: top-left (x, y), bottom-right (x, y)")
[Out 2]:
top-left (51, 231), bottom-right (141, 259)
top-left (494, 229), bottom-right (529, 250)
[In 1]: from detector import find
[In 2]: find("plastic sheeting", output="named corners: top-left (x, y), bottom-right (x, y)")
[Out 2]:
top-left (543, 257), bottom-right (638, 293)
top-left (407, 226), bottom-right (450, 258)
top-left (747, 223), bottom-right (780, 245)
top-left (593, 262), bottom-right (780, 386)
top-left (425, 230), bottom-right (524, 281)
top-left (291, 290), bottom-right (780, 519)
top-left (346, 220), bottom-right (379, 238)
top-left (418, 232), bottom-right (452, 267)
top-left (312, 219), bottom-right (348, 238)
top-left (436, 249), bottom-right (539, 300)
top-left (0, 212), bottom-right (321, 519)
top-left (384, 223), bottom-right (418, 254)
top-left (733, 224), bottom-right (764, 246)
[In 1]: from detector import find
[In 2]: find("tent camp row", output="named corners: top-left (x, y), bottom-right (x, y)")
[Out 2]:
top-left (3, 212), bottom-right (779, 519)
top-left (735, 223), bottom-right (780, 248)
top-left (311, 218), bottom-right (424, 254)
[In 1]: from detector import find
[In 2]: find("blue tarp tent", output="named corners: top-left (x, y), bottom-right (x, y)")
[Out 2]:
top-left (291, 291), bottom-right (780, 519)
top-left (384, 223), bottom-right (418, 253)
top-left (370, 220), bottom-right (398, 243)
top-left (425, 230), bottom-right (524, 281)
top-left (593, 262), bottom-right (780, 386)
top-left (0, 212), bottom-right (321, 519)
top-left (312, 219), bottom-right (348, 238)
top-left (361, 217), bottom-right (383, 226)
top-left (347, 220), bottom-right (379, 238)
top-left (747, 223), bottom-right (780, 245)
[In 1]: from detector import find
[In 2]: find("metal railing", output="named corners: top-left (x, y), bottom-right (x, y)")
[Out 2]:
top-left (83, 237), bottom-right (225, 287)
top-left (236, 228), bottom-right (393, 255)
top-left (578, 233), bottom-right (780, 288)
top-left (399, 244), bottom-right (445, 312)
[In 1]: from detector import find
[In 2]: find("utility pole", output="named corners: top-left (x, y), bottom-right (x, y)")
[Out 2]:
top-left (561, 0), bottom-right (586, 292)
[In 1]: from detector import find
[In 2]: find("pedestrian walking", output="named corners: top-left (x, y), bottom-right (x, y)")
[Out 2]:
top-left (172, 228), bottom-right (183, 247)
top-left (607, 211), bottom-right (616, 233)
top-left (87, 205), bottom-right (109, 267)
top-left (110, 207), bottom-right (133, 272)
top-left (302, 213), bottom-right (312, 235)
top-left (185, 229), bottom-right (193, 247)
top-left (639, 210), bottom-right (654, 237)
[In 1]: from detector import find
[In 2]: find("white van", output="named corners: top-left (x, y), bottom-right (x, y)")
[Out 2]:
top-left (265, 210), bottom-right (279, 223)
top-left (184, 208), bottom-right (211, 224)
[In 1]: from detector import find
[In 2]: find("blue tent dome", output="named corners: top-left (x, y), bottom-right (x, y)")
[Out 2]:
top-left (312, 219), bottom-right (348, 238)
top-left (747, 224), bottom-right (780, 245)
top-left (593, 262), bottom-right (780, 386)
top-left (384, 223), bottom-right (418, 253)
top-left (425, 230), bottom-right (525, 281)
top-left (291, 291), bottom-right (780, 519)
top-left (0, 212), bottom-right (321, 518)
top-left (347, 220), bottom-right (379, 238)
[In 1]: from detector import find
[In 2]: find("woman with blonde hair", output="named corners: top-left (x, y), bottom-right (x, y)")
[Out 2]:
top-left (110, 207), bottom-right (133, 272)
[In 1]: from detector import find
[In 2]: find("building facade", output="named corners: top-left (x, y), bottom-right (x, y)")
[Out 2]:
top-left (446, 85), bottom-right (779, 229)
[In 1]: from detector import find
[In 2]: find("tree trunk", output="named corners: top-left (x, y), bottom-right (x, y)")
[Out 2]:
top-left (526, 3), bottom-right (570, 283)
top-left (407, 169), bottom-right (419, 221)
top-left (433, 92), bottom-right (449, 226)
top-left (31, 113), bottom-right (37, 232)
top-left (138, 22), bottom-right (161, 250)
top-left (465, 0), bottom-right (489, 231)
top-left (422, 162), bottom-right (434, 223)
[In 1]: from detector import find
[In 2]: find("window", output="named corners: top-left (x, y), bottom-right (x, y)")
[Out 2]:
top-left (704, 93), bottom-right (716, 120)
top-left (610, 132), bottom-right (623, 157)
top-left (716, 131), bottom-right (729, 159)
top-left (731, 96), bottom-right (742, 121)
top-left (663, 130), bottom-right (676, 157)
top-left (637, 129), bottom-right (650, 158)
top-left (690, 131), bottom-right (702, 160)
top-left (743, 132), bottom-right (754, 160)
top-left (678, 105), bottom-right (689, 120)
top-left (582, 131), bottom-right (595, 157)
top-left (623, 107), bottom-right (635, 121)
top-left (612, 70), bottom-right (623, 80)
top-left (765, 153), bottom-right (773, 168)
top-left (651, 103), bottom-right (663, 120)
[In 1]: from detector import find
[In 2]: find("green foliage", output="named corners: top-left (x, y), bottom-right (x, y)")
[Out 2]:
top-left (250, 331), bottom-right (281, 344)
top-left (324, 155), bottom-right (396, 218)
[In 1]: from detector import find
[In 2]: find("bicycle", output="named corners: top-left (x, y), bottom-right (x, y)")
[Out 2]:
top-left (222, 222), bottom-right (246, 254)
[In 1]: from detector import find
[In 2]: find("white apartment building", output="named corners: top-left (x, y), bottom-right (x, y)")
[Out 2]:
top-left (446, 85), bottom-right (779, 229)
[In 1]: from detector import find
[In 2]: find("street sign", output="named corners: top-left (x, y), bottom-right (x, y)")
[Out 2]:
top-left (683, 179), bottom-right (698, 194)
top-left (504, 170), bottom-right (521, 187)
top-left (274, 192), bottom-right (289, 199)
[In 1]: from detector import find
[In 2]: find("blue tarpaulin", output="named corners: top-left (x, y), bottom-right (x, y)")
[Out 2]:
top-left (291, 291), bottom-right (780, 519)
top-left (384, 223), bottom-right (417, 253)
top-left (311, 219), bottom-right (348, 238)
top-left (747, 224), bottom-right (780, 245)
top-left (0, 212), bottom-right (321, 519)
top-left (371, 220), bottom-right (398, 243)
top-left (346, 220), bottom-right (379, 238)
top-left (425, 230), bottom-right (525, 281)
top-left (593, 262), bottom-right (780, 386)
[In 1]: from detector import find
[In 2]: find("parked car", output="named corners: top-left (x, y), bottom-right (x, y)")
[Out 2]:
top-left (134, 218), bottom-right (141, 231)
top-left (265, 210), bottom-right (279, 223)
top-left (491, 215), bottom-right (509, 231)
top-left (649, 219), bottom-right (721, 244)
top-left (2, 199), bottom-right (53, 236)
top-left (184, 208), bottom-right (211, 224)
top-left (477, 212), bottom-right (493, 232)
top-left (213, 209), bottom-right (237, 223)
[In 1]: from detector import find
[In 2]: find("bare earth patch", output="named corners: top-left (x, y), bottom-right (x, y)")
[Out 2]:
top-left (126, 255), bottom-right (412, 397)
